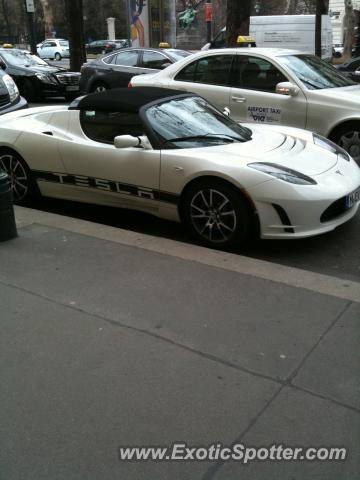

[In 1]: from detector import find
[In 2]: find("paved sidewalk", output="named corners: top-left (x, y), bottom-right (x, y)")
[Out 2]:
top-left (0, 206), bottom-right (359, 479)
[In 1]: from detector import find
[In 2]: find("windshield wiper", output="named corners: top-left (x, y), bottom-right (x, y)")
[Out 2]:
top-left (162, 134), bottom-right (243, 146)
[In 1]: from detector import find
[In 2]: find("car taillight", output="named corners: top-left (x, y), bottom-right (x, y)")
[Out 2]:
top-left (128, 82), bottom-right (132, 88)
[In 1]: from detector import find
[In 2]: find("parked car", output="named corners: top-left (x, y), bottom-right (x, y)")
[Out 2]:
top-left (0, 67), bottom-right (27, 114)
top-left (130, 47), bottom-right (360, 165)
top-left (333, 43), bottom-right (344, 58)
top-left (85, 39), bottom-right (129, 55)
top-left (0, 48), bottom-right (80, 101)
top-left (336, 56), bottom-right (360, 82)
top-left (36, 38), bottom-right (67, 49)
top-left (0, 87), bottom-right (359, 248)
top-left (80, 47), bottom-right (191, 94)
top-left (37, 39), bottom-right (70, 60)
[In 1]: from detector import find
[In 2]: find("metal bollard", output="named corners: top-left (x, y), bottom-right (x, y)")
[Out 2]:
top-left (0, 171), bottom-right (17, 241)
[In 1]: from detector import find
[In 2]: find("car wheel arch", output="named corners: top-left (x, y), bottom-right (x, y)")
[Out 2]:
top-left (328, 119), bottom-right (360, 141)
top-left (178, 174), bottom-right (257, 222)
top-left (178, 174), bottom-right (259, 247)
top-left (0, 147), bottom-right (40, 204)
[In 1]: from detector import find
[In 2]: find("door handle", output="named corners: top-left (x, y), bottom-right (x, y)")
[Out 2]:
top-left (231, 96), bottom-right (246, 103)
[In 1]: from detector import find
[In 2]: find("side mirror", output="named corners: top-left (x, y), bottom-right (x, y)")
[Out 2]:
top-left (114, 135), bottom-right (140, 149)
top-left (275, 82), bottom-right (299, 96)
top-left (114, 135), bottom-right (151, 149)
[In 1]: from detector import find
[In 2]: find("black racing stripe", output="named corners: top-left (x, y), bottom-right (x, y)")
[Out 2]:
top-left (33, 170), bottom-right (180, 205)
top-left (156, 191), bottom-right (180, 205)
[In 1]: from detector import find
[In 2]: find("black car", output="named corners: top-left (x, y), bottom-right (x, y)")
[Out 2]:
top-left (0, 68), bottom-right (27, 114)
top-left (85, 39), bottom-right (129, 55)
top-left (336, 56), bottom-right (360, 82)
top-left (79, 47), bottom-right (190, 93)
top-left (0, 48), bottom-right (81, 101)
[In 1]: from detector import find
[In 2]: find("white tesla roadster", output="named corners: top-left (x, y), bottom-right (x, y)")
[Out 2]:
top-left (0, 87), bottom-right (359, 248)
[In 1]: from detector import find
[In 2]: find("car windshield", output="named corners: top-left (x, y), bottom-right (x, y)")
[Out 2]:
top-left (280, 54), bottom-right (356, 89)
top-left (1, 50), bottom-right (48, 66)
top-left (145, 95), bottom-right (252, 148)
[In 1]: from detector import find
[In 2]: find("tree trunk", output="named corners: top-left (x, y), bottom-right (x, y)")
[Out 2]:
top-left (2, 0), bottom-right (12, 39)
top-left (225, 0), bottom-right (252, 47)
top-left (343, 0), bottom-right (355, 59)
top-left (64, 0), bottom-right (86, 72)
top-left (286, 0), bottom-right (299, 14)
top-left (315, 0), bottom-right (328, 57)
top-left (39, 0), bottom-right (54, 38)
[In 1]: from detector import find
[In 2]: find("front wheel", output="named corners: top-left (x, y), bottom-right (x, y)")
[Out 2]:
top-left (332, 123), bottom-right (360, 165)
top-left (0, 150), bottom-right (38, 205)
top-left (182, 180), bottom-right (251, 249)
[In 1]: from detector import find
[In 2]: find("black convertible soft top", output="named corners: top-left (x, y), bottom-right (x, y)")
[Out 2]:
top-left (69, 87), bottom-right (187, 112)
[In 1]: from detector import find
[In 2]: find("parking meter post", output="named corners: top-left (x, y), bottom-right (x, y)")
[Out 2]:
top-left (0, 172), bottom-right (17, 242)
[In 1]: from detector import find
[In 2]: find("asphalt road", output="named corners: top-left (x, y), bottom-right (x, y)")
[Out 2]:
top-left (28, 98), bottom-right (360, 283)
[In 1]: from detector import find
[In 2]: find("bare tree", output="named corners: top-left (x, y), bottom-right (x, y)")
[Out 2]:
top-left (225, 0), bottom-right (251, 47)
top-left (343, 0), bottom-right (355, 58)
top-left (65, 0), bottom-right (86, 71)
top-left (315, 0), bottom-right (329, 57)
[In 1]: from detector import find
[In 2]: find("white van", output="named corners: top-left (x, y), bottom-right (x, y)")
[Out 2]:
top-left (249, 15), bottom-right (333, 61)
top-left (203, 15), bottom-right (333, 61)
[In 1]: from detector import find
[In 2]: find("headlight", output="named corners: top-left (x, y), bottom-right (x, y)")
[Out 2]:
top-left (313, 133), bottom-right (350, 162)
top-left (248, 162), bottom-right (317, 185)
top-left (2, 74), bottom-right (19, 102)
top-left (35, 73), bottom-right (57, 85)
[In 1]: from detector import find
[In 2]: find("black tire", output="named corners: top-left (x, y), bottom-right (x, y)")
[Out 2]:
top-left (182, 179), bottom-right (251, 249)
top-left (0, 149), bottom-right (39, 205)
top-left (54, 52), bottom-right (62, 61)
top-left (90, 82), bottom-right (108, 93)
top-left (20, 78), bottom-right (39, 102)
top-left (331, 122), bottom-right (360, 166)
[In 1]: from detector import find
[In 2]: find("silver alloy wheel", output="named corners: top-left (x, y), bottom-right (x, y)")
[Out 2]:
top-left (0, 153), bottom-right (29, 201)
top-left (190, 188), bottom-right (237, 243)
top-left (94, 84), bottom-right (107, 92)
top-left (55, 52), bottom-right (62, 61)
top-left (338, 129), bottom-right (360, 164)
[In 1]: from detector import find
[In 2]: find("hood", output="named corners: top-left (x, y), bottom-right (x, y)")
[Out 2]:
top-left (174, 128), bottom-right (338, 176)
top-left (11, 64), bottom-right (66, 75)
top-left (309, 84), bottom-right (360, 105)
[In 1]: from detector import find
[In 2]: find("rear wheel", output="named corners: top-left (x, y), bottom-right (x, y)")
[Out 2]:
top-left (332, 122), bottom-right (360, 165)
top-left (0, 150), bottom-right (38, 205)
top-left (182, 179), bottom-right (251, 249)
top-left (54, 52), bottom-right (62, 61)
top-left (90, 82), bottom-right (108, 93)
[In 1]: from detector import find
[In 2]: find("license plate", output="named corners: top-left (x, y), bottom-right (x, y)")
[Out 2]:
top-left (66, 86), bottom-right (79, 91)
top-left (345, 186), bottom-right (360, 209)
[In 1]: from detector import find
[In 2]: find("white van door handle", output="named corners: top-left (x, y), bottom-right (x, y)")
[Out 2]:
top-left (231, 96), bottom-right (246, 103)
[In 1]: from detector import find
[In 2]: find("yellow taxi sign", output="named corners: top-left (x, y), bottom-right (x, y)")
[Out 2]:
top-left (159, 42), bottom-right (170, 48)
top-left (2, 43), bottom-right (13, 48)
top-left (236, 36), bottom-right (256, 47)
